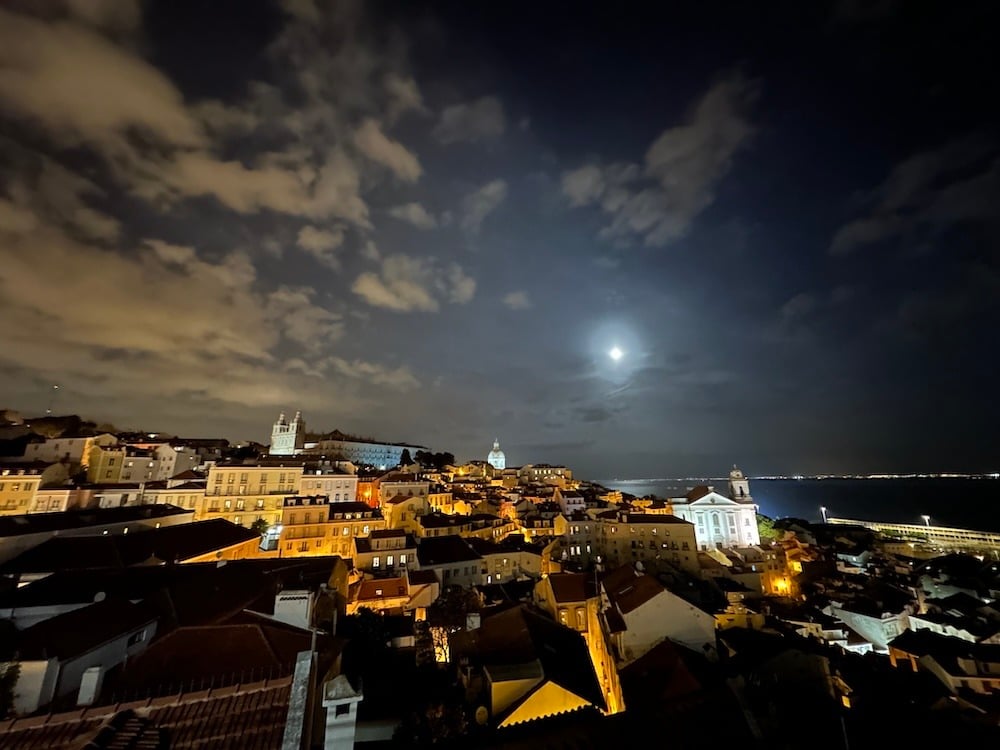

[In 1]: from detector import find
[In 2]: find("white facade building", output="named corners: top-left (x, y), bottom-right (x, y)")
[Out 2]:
top-left (271, 411), bottom-right (306, 455)
top-left (670, 467), bottom-right (759, 550)
top-left (298, 471), bottom-right (359, 503)
top-left (486, 439), bottom-right (506, 470)
top-left (15, 434), bottom-right (118, 466)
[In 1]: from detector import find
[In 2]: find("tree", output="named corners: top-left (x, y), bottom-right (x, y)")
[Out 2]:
top-left (427, 586), bottom-right (481, 630)
top-left (250, 518), bottom-right (269, 536)
top-left (758, 514), bottom-right (780, 542)
top-left (400, 449), bottom-right (413, 466)
top-left (0, 662), bottom-right (19, 719)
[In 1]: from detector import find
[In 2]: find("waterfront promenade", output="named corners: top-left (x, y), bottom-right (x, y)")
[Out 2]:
top-left (828, 517), bottom-right (1000, 553)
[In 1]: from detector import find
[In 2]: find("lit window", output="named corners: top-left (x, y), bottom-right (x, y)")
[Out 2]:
top-left (373, 556), bottom-right (380, 568)
top-left (387, 555), bottom-right (394, 566)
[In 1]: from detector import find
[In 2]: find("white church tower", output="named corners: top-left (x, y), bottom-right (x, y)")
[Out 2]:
top-left (728, 465), bottom-right (752, 502)
top-left (271, 410), bottom-right (305, 455)
top-left (487, 438), bottom-right (506, 470)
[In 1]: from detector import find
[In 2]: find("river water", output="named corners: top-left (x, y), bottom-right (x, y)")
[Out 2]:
top-left (596, 477), bottom-right (1000, 533)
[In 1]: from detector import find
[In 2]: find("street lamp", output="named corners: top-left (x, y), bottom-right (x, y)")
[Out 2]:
top-left (921, 515), bottom-right (931, 527)
top-left (820, 506), bottom-right (828, 524)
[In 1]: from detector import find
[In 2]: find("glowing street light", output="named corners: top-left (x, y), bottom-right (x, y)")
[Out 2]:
top-left (921, 515), bottom-right (931, 527)
top-left (820, 506), bottom-right (828, 524)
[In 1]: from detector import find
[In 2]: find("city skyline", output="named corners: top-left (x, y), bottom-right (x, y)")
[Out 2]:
top-left (1, 1), bottom-right (998, 478)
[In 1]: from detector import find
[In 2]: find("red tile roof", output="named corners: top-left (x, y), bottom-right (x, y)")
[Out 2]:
top-left (357, 576), bottom-right (408, 600)
top-left (606, 574), bottom-right (666, 615)
top-left (0, 681), bottom-right (292, 750)
top-left (547, 573), bottom-right (597, 603)
top-left (685, 485), bottom-right (712, 502)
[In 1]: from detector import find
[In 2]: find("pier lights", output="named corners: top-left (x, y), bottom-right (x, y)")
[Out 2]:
top-left (921, 515), bottom-right (931, 527)
top-left (820, 506), bottom-right (828, 524)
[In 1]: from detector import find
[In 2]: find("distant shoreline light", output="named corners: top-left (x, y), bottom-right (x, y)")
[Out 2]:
top-left (596, 473), bottom-right (999, 482)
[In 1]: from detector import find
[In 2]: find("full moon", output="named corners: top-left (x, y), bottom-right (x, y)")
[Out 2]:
top-left (609, 346), bottom-right (624, 361)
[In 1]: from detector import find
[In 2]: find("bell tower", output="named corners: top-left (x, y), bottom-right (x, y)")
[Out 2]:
top-left (271, 410), bottom-right (306, 455)
top-left (728, 465), bottom-right (751, 502)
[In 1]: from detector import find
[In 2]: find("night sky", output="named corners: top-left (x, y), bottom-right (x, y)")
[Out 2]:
top-left (1, 0), bottom-right (998, 477)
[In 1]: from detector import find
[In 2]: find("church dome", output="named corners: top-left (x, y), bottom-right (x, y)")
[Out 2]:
top-left (487, 439), bottom-right (506, 470)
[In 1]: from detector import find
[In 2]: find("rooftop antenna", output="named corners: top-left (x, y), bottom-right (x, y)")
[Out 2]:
top-left (46, 384), bottom-right (60, 415)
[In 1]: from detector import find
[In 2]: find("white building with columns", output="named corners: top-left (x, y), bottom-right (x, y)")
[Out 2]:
top-left (670, 466), bottom-right (760, 550)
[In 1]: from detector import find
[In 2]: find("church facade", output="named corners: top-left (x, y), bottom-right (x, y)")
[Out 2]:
top-left (271, 411), bottom-right (306, 455)
top-left (669, 467), bottom-right (760, 549)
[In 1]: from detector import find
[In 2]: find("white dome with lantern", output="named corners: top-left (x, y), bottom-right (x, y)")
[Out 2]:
top-left (487, 438), bottom-right (506, 470)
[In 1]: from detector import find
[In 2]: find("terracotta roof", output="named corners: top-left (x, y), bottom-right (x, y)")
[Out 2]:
top-left (358, 576), bottom-right (408, 600)
top-left (406, 569), bottom-right (439, 586)
top-left (619, 639), bottom-right (703, 709)
top-left (370, 528), bottom-right (406, 538)
top-left (386, 493), bottom-right (420, 505)
top-left (451, 605), bottom-right (605, 713)
top-left (115, 612), bottom-right (339, 693)
top-left (547, 573), bottom-right (597, 603)
top-left (419, 513), bottom-right (471, 529)
top-left (600, 563), bottom-right (639, 592)
top-left (0, 682), bottom-right (292, 750)
top-left (685, 485), bottom-right (712, 502)
top-left (606, 574), bottom-right (666, 615)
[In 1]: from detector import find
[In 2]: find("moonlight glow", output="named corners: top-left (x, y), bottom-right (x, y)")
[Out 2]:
top-left (609, 346), bottom-right (624, 361)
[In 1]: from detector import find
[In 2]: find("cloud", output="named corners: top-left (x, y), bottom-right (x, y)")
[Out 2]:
top-left (351, 254), bottom-right (476, 312)
top-left (384, 73), bottom-right (425, 122)
top-left (562, 165), bottom-right (606, 207)
top-left (562, 72), bottom-right (757, 247)
top-left (352, 118), bottom-right (422, 182)
top-left (830, 136), bottom-right (1000, 255)
top-left (297, 225), bottom-right (346, 269)
top-left (502, 291), bottom-right (532, 310)
top-left (0, 217), bottom-right (347, 410)
top-left (781, 293), bottom-right (819, 320)
top-left (0, 9), bottom-right (204, 153)
top-left (325, 357), bottom-right (420, 390)
top-left (462, 179), bottom-right (508, 233)
top-left (388, 202), bottom-right (437, 229)
top-left (1, 150), bottom-right (120, 242)
top-left (433, 96), bottom-right (506, 144)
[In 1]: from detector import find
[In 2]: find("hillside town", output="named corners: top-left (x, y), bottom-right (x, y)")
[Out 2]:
top-left (0, 409), bottom-right (998, 747)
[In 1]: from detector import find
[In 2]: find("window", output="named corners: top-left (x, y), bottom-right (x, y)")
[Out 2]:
top-left (576, 609), bottom-right (586, 629)
top-left (127, 629), bottom-right (146, 646)
top-left (387, 555), bottom-right (394, 567)
top-left (362, 525), bottom-right (370, 534)
top-left (257, 499), bottom-right (265, 509)
top-left (559, 609), bottom-right (568, 625)
top-left (400, 554), bottom-right (407, 565)
top-left (342, 527), bottom-right (350, 536)
top-left (234, 516), bottom-right (242, 525)
top-left (373, 556), bottom-right (380, 568)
